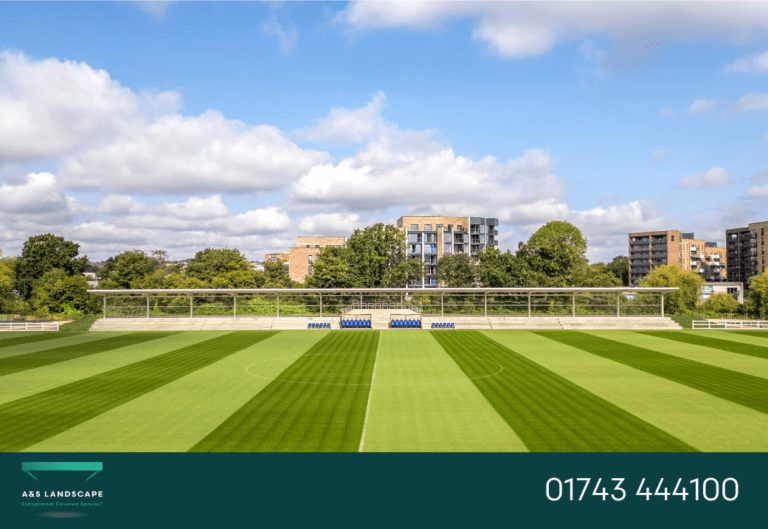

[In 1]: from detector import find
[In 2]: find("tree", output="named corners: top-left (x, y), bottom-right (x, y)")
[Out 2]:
top-left (639, 265), bottom-right (704, 314)
top-left (435, 253), bottom-right (476, 287)
top-left (264, 260), bottom-right (291, 288)
top-left (305, 246), bottom-right (352, 289)
top-left (570, 263), bottom-right (622, 287)
top-left (604, 255), bottom-right (630, 286)
top-left (346, 223), bottom-right (422, 287)
top-left (15, 234), bottom-right (89, 296)
top-left (477, 247), bottom-right (532, 287)
top-left (702, 292), bottom-right (739, 316)
top-left (516, 221), bottom-right (588, 283)
top-left (748, 273), bottom-right (768, 319)
top-left (186, 248), bottom-right (251, 283)
top-left (0, 258), bottom-right (16, 313)
top-left (30, 268), bottom-right (101, 315)
top-left (99, 250), bottom-right (160, 289)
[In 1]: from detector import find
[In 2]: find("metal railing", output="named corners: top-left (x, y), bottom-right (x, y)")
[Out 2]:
top-left (342, 303), bottom-right (422, 314)
top-left (0, 321), bottom-right (60, 332)
top-left (693, 320), bottom-right (768, 330)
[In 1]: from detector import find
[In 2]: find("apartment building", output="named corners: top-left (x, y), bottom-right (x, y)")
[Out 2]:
top-left (264, 252), bottom-right (289, 263)
top-left (396, 216), bottom-right (499, 287)
top-left (628, 230), bottom-right (725, 286)
top-left (726, 220), bottom-right (768, 285)
top-left (287, 237), bottom-right (346, 283)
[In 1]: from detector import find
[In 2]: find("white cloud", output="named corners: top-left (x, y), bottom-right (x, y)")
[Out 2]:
top-left (135, 1), bottom-right (174, 18)
top-left (0, 172), bottom-right (67, 214)
top-left (725, 49), bottom-right (768, 75)
top-left (747, 185), bottom-right (768, 198)
top-left (0, 51), bottom-right (159, 163)
top-left (688, 98), bottom-right (715, 114)
top-left (262, 17), bottom-right (298, 55)
top-left (338, 2), bottom-right (768, 59)
top-left (658, 108), bottom-right (674, 117)
top-left (735, 92), bottom-right (768, 112)
top-left (675, 167), bottom-right (732, 189)
top-left (294, 91), bottom-right (389, 144)
top-left (650, 150), bottom-right (669, 162)
top-left (297, 213), bottom-right (367, 236)
top-left (59, 110), bottom-right (329, 194)
top-left (97, 195), bottom-right (147, 215)
top-left (578, 39), bottom-right (610, 80)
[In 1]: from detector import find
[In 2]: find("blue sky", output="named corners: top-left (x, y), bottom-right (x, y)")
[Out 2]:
top-left (1, 1), bottom-right (767, 263)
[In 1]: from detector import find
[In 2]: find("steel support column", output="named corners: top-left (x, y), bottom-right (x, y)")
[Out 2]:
top-left (484, 292), bottom-right (488, 317)
top-left (233, 294), bottom-right (237, 318)
top-left (441, 292), bottom-right (444, 317)
top-left (528, 292), bottom-right (532, 317)
top-left (146, 294), bottom-right (150, 319)
top-left (661, 293), bottom-right (664, 317)
top-left (617, 292), bottom-right (620, 317)
top-left (277, 293), bottom-right (280, 318)
top-left (190, 295), bottom-right (193, 318)
top-left (103, 295), bottom-right (107, 319)
top-left (572, 293), bottom-right (576, 317)
top-left (319, 292), bottom-right (323, 317)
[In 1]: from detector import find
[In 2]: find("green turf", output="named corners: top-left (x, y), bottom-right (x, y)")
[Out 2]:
top-left (0, 332), bottom-right (178, 377)
top-left (27, 331), bottom-right (328, 452)
top-left (0, 332), bottom-right (44, 342)
top-left (581, 331), bottom-right (768, 380)
top-left (59, 317), bottom-right (99, 332)
top-left (432, 331), bottom-right (695, 452)
top-left (535, 331), bottom-right (768, 414)
top-left (0, 333), bottom-right (123, 360)
top-left (0, 332), bottom-right (80, 349)
top-left (190, 331), bottom-right (378, 452)
top-left (0, 331), bottom-right (278, 452)
top-left (361, 331), bottom-right (527, 452)
top-left (485, 331), bottom-right (768, 452)
top-left (638, 331), bottom-right (768, 360)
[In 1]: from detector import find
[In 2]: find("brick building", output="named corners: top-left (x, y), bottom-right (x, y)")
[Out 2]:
top-left (287, 237), bottom-right (347, 283)
top-left (396, 215), bottom-right (499, 287)
top-left (628, 230), bottom-right (726, 286)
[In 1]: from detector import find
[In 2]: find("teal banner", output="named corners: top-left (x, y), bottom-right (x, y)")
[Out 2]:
top-left (22, 462), bottom-right (102, 482)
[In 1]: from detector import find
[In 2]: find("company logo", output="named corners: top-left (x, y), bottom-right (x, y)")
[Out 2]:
top-left (22, 461), bottom-right (102, 481)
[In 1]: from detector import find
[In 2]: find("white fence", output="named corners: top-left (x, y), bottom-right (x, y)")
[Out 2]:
top-left (693, 320), bottom-right (768, 330)
top-left (0, 322), bottom-right (60, 332)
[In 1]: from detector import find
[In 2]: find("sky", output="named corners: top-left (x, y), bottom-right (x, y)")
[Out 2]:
top-left (1, 1), bottom-right (767, 264)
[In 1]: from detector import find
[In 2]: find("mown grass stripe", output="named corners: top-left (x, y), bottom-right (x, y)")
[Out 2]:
top-left (535, 331), bottom-right (768, 415)
top-left (0, 332), bottom-right (178, 377)
top-left (0, 331), bottom-right (278, 452)
top-left (432, 331), bottom-right (695, 452)
top-left (638, 331), bottom-right (768, 360)
top-left (0, 332), bottom-right (78, 349)
top-left (190, 330), bottom-right (378, 452)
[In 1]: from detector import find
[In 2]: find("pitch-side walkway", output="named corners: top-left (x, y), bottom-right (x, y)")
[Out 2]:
top-left (89, 313), bottom-right (681, 331)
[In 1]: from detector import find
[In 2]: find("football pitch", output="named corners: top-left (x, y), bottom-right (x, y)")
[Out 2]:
top-left (1, 329), bottom-right (767, 452)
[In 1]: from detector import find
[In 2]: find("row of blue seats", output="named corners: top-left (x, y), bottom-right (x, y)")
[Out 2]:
top-left (431, 322), bottom-right (455, 328)
top-left (391, 319), bottom-right (421, 328)
top-left (308, 323), bottom-right (330, 328)
top-left (341, 319), bottom-right (371, 328)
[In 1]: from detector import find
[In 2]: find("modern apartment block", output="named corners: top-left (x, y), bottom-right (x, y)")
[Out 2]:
top-left (264, 252), bottom-right (289, 263)
top-left (628, 230), bottom-right (726, 286)
top-left (726, 220), bottom-right (768, 285)
top-left (396, 216), bottom-right (499, 287)
top-left (287, 237), bottom-right (346, 283)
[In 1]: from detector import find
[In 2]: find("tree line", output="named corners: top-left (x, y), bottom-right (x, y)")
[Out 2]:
top-left (1, 221), bottom-right (763, 319)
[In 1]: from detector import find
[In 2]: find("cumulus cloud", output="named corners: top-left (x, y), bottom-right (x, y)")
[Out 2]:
top-left (658, 108), bottom-right (675, 117)
top-left (725, 49), bottom-right (768, 75)
top-left (747, 185), bottom-right (768, 198)
top-left (294, 91), bottom-right (389, 144)
top-left (735, 92), bottom-right (768, 112)
top-left (578, 39), bottom-right (610, 80)
top-left (688, 98), bottom-right (715, 114)
top-left (0, 172), bottom-right (67, 214)
top-left (297, 213), bottom-right (368, 236)
top-left (290, 128), bottom-right (563, 222)
top-left (262, 17), bottom-right (298, 55)
top-left (650, 150), bottom-right (669, 162)
top-left (675, 167), bottom-right (732, 189)
top-left (0, 51), bottom-right (161, 163)
top-left (337, 2), bottom-right (768, 59)
top-left (59, 110), bottom-right (329, 194)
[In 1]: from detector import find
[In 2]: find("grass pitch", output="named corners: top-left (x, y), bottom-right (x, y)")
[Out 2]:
top-left (1, 329), bottom-right (767, 452)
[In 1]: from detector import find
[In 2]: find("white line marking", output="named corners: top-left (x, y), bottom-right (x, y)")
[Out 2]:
top-left (358, 339), bottom-right (380, 453)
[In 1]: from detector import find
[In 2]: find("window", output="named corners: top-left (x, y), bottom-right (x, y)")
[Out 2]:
top-left (671, 236), bottom-right (675, 241)
top-left (315, 245), bottom-right (320, 248)
top-left (306, 245), bottom-right (310, 248)
top-left (436, 224), bottom-right (442, 229)
top-left (308, 255), bottom-right (313, 263)
top-left (411, 224), bottom-right (418, 231)
top-left (424, 224), bottom-right (432, 231)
